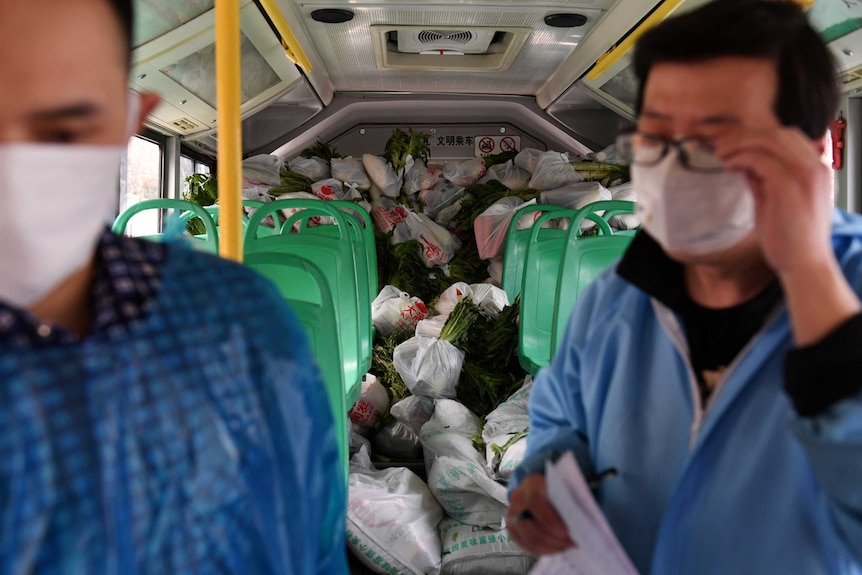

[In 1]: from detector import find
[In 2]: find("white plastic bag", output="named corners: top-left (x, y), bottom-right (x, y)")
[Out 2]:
top-left (438, 519), bottom-right (535, 575)
top-left (242, 154), bottom-right (282, 188)
top-left (350, 428), bottom-right (372, 458)
top-left (419, 181), bottom-right (466, 219)
top-left (443, 159), bottom-right (486, 187)
top-left (514, 148), bottom-right (542, 174)
top-left (397, 213), bottom-right (461, 267)
top-left (348, 447), bottom-right (443, 575)
top-left (609, 182), bottom-right (640, 230)
top-left (311, 178), bottom-right (360, 202)
top-left (479, 160), bottom-right (531, 191)
top-left (473, 198), bottom-right (538, 260)
top-left (528, 151), bottom-right (582, 191)
top-left (372, 285), bottom-right (429, 338)
top-left (393, 336), bottom-right (465, 400)
top-left (371, 197), bottom-right (410, 234)
top-left (288, 156), bottom-right (330, 182)
top-left (540, 181), bottom-right (613, 231)
top-left (275, 191), bottom-right (335, 231)
top-left (391, 395), bottom-right (436, 434)
top-left (468, 284), bottom-right (509, 319)
top-left (349, 374), bottom-right (391, 430)
top-left (415, 315), bottom-right (448, 339)
top-left (373, 421), bottom-right (423, 460)
top-left (428, 456), bottom-right (509, 528)
top-left (363, 154), bottom-right (402, 198)
top-left (403, 158), bottom-right (444, 195)
top-left (433, 282), bottom-right (473, 318)
top-left (482, 377), bottom-right (532, 442)
top-left (331, 157), bottom-right (371, 191)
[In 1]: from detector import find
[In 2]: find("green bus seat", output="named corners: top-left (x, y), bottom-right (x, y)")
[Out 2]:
top-left (502, 204), bottom-right (573, 303)
top-left (551, 201), bottom-right (637, 359)
top-left (241, 251), bottom-right (350, 479)
top-left (244, 200), bottom-right (364, 409)
top-left (518, 209), bottom-right (584, 375)
top-left (112, 198), bottom-right (218, 254)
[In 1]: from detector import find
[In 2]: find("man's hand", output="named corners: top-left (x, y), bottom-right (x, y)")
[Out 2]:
top-left (507, 474), bottom-right (575, 555)
top-left (716, 127), bottom-right (833, 276)
top-left (716, 127), bottom-right (861, 345)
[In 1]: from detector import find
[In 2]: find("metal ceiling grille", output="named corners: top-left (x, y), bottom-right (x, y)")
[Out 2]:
top-left (417, 30), bottom-right (474, 44)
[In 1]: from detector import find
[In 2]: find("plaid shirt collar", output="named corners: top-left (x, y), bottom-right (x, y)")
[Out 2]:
top-left (0, 229), bottom-right (167, 347)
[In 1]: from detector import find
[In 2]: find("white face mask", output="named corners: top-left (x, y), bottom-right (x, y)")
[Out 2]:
top-left (0, 93), bottom-right (140, 309)
top-left (632, 150), bottom-right (755, 256)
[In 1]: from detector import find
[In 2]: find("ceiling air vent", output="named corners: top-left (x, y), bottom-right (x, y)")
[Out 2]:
top-left (171, 118), bottom-right (200, 131)
top-left (373, 26), bottom-right (530, 71)
top-left (397, 28), bottom-right (497, 54)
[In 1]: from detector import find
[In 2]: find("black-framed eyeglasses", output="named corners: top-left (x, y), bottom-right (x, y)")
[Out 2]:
top-left (615, 133), bottom-right (724, 173)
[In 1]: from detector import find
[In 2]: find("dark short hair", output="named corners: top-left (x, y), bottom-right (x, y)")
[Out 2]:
top-left (633, 0), bottom-right (838, 139)
top-left (106, 0), bottom-right (134, 65)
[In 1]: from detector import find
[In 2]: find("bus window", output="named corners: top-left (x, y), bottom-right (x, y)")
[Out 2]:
top-left (120, 135), bottom-right (163, 236)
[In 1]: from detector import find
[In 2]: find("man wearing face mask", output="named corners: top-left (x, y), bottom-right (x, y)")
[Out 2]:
top-left (0, 1), bottom-right (348, 573)
top-left (507, 1), bottom-right (862, 573)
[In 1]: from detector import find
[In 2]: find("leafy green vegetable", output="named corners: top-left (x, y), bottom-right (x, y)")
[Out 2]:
top-left (490, 430), bottom-right (528, 461)
top-left (450, 181), bottom-right (540, 228)
top-left (300, 139), bottom-right (343, 161)
top-left (182, 173), bottom-right (218, 234)
top-left (183, 173), bottom-right (218, 206)
top-left (372, 332), bottom-right (411, 401)
top-left (571, 161), bottom-right (630, 186)
top-left (387, 240), bottom-right (451, 303)
top-left (270, 168), bottom-right (313, 196)
top-left (384, 128), bottom-right (431, 173)
top-left (439, 300), bottom-right (490, 348)
top-left (444, 235), bottom-right (487, 285)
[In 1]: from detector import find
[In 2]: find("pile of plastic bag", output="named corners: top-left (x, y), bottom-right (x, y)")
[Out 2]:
top-left (192, 134), bottom-right (634, 575)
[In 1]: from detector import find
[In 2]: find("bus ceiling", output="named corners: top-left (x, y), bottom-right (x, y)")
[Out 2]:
top-left (130, 0), bottom-right (862, 156)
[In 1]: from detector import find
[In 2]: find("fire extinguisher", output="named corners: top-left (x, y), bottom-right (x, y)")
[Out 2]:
top-left (831, 111), bottom-right (847, 170)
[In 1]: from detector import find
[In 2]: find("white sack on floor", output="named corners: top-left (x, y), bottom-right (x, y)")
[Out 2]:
top-left (482, 377), bottom-right (532, 443)
top-left (349, 375), bottom-right (390, 430)
top-left (479, 160), bottom-right (531, 191)
top-left (390, 395), bottom-right (436, 434)
top-left (403, 158), bottom-right (444, 195)
top-left (438, 518), bottom-right (536, 575)
top-left (443, 159), bottom-right (486, 187)
top-left (473, 198), bottom-right (538, 260)
top-left (347, 446), bottom-right (443, 575)
top-left (514, 148), bottom-right (542, 174)
top-left (468, 284), bottom-right (509, 320)
top-left (363, 154), bottom-right (402, 198)
top-left (373, 421), bottom-right (423, 460)
top-left (609, 182), bottom-right (640, 230)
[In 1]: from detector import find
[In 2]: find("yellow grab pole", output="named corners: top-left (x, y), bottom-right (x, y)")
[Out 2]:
top-left (587, 0), bottom-right (686, 81)
top-left (216, 0), bottom-right (243, 263)
top-left (257, 0), bottom-right (313, 73)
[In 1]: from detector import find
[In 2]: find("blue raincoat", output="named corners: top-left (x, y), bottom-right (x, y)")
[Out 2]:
top-left (512, 209), bottom-right (862, 574)
top-left (0, 243), bottom-right (348, 574)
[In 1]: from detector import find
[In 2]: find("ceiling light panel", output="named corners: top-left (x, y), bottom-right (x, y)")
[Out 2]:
top-left (294, 1), bottom-right (606, 95)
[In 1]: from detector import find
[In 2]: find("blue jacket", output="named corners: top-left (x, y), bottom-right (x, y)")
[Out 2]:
top-left (512, 210), bottom-right (862, 574)
top-left (0, 243), bottom-right (348, 575)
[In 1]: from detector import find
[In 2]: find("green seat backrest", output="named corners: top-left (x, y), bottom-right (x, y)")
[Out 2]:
top-left (244, 199), bottom-right (364, 408)
top-left (280, 202), bottom-right (375, 375)
top-left (518, 210), bottom-right (584, 375)
top-left (502, 204), bottom-right (574, 303)
top-left (328, 201), bottom-right (377, 373)
top-left (552, 201), bottom-right (638, 359)
top-left (242, 251), bottom-right (350, 480)
top-left (112, 199), bottom-right (219, 254)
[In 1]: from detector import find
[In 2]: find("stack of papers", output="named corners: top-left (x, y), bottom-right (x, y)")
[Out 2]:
top-left (530, 452), bottom-right (640, 575)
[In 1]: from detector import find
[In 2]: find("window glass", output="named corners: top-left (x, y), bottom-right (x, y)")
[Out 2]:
top-left (180, 155), bottom-right (195, 198)
top-left (133, 0), bottom-right (215, 47)
top-left (120, 136), bottom-right (162, 236)
top-left (196, 162), bottom-right (211, 175)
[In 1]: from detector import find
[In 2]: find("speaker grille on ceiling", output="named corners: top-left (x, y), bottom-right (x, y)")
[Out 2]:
top-left (417, 30), bottom-right (474, 45)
